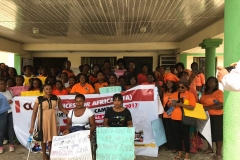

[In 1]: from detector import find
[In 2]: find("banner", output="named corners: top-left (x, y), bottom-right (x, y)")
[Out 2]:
top-left (96, 127), bottom-right (134, 160)
top-left (51, 130), bottom-right (92, 160)
top-left (12, 85), bottom-right (161, 157)
top-left (8, 86), bottom-right (29, 96)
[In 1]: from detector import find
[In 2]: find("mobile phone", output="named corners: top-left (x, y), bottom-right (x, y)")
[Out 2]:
top-left (225, 66), bottom-right (236, 72)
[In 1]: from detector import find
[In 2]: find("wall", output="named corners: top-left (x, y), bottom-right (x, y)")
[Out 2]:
top-left (0, 37), bottom-right (23, 54)
top-left (31, 51), bottom-right (160, 70)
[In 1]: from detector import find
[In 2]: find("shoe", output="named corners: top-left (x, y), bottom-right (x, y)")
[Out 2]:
top-left (0, 147), bottom-right (3, 153)
top-left (9, 145), bottom-right (14, 152)
top-left (3, 140), bottom-right (8, 145)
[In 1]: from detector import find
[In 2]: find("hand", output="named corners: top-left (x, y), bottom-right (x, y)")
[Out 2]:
top-left (62, 130), bottom-right (69, 135)
top-left (230, 62), bottom-right (238, 66)
top-left (128, 125), bottom-right (133, 127)
top-left (158, 114), bottom-right (163, 118)
top-left (217, 66), bottom-right (229, 82)
top-left (8, 100), bottom-right (13, 104)
top-left (175, 103), bottom-right (182, 107)
top-left (88, 134), bottom-right (92, 139)
top-left (29, 128), bottom-right (34, 134)
top-left (203, 106), bottom-right (210, 111)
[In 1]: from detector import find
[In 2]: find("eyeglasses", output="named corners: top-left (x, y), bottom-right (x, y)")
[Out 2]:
top-left (178, 86), bottom-right (185, 89)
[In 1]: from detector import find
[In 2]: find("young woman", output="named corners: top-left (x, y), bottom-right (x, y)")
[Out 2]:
top-left (38, 67), bottom-right (48, 77)
top-left (7, 67), bottom-right (17, 78)
top-left (114, 58), bottom-right (127, 78)
top-left (62, 60), bottom-right (75, 78)
top-left (125, 75), bottom-right (138, 90)
top-left (66, 76), bottom-right (77, 94)
top-left (175, 62), bottom-right (185, 78)
top-left (170, 78), bottom-right (196, 160)
top-left (102, 60), bottom-right (114, 80)
top-left (108, 74), bottom-right (118, 86)
top-left (63, 94), bottom-right (96, 138)
top-left (22, 65), bottom-right (34, 86)
top-left (103, 93), bottom-right (132, 127)
top-left (89, 64), bottom-right (101, 85)
top-left (6, 77), bottom-right (15, 87)
top-left (15, 75), bottom-right (24, 86)
top-left (137, 64), bottom-right (148, 85)
top-left (29, 83), bottom-right (68, 160)
top-left (52, 80), bottom-right (68, 95)
top-left (162, 73), bottom-right (178, 152)
top-left (60, 72), bottom-right (69, 88)
top-left (28, 78), bottom-right (43, 91)
top-left (0, 79), bottom-right (14, 153)
top-left (45, 76), bottom-right (57, 90)
top-left (70, 73), bottom-right (95, 95)
top-left (200, 77), bottom-right (223, 159)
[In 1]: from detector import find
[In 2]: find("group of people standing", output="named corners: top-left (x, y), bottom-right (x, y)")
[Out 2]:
top-left (0, 59), bottom-right (223, 160)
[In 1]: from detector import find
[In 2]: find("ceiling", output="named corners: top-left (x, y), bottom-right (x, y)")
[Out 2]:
top-left (0, 0), bottom-right (224, 44)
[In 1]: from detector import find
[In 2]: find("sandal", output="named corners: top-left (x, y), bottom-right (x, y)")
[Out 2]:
top-left (211, 154), bottom-right (222, 159)
top-left (203, 149), bottom-right (214, 154)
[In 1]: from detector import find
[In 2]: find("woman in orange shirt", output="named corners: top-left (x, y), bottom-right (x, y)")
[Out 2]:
top-left (162, 73), bottom-right (179, 151)
top-left (52, 80), bottom-right (68, 95)
top-left (62, 60), bottom-right (75, 78)
top-left (66, 76), bottom-right (77, 94)
top-left (89, 64), bottom-right (100, 85)
top-left (137, 64), bottom-right (148, 85)
top-left (170, 78), bottom-right (196, 160)
top-left (199, 77), bottom-right (223, 159)
top-left (70, 73), bottom-right (95, 95)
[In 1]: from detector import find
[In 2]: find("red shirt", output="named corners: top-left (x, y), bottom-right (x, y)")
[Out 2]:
top-left (137, 73), bottom-right (147, 85)
top-left (52, 89), bottom-right (68, 95)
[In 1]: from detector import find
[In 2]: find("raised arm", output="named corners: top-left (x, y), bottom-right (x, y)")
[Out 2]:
top-left (29, 102), bottom-right (39, 134)
top-left (58, 97), bottom-right (69, 115)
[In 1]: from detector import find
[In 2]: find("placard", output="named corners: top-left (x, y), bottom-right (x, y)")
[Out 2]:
top-left (99, 86), bottom-right (122, 94)
top-left (51, 130), bottom-right (92, 160)
top-left (8, 86), bottom-right (29, 96)
top-left (96, 127), bottom-right (135, 160)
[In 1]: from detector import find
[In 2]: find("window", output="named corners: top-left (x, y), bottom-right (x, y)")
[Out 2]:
top-left (81, 57), bottom-right (116, 69)
top-left (193, 57), bottom-right (217, 74)
top-left (159, 56), bottom-right (176, 70)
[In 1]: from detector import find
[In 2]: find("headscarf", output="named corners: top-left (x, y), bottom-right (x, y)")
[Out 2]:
top-left (164, 73), bottom-right (179, 83)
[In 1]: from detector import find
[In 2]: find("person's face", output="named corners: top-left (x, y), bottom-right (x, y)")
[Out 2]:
top-left (146, 75), bottom-right (154, 83)
top-left (8, 68), bottom-right (14, 75)
top-left (142, 66), bottom-right (148, 73)
top-left (159, 66), bottom-right (165, 73)
top-left (69, 78), bottom-right (76, 86)
top-left (118, 62), bottom-right (124, 69)
top-left (43, 85), bottom-right (52, 95)
top-left (83, 66), bottom-right (89, 73)
top-left (79, 75), bottom-right (86, 84)
top-left (130, 77), bottom-right (136, 85)
top-left (182, 72), bottom-right (189, 80)
top-left (0, 81), bottom-right (6, 90)
top-left (191, 64), bottom-right (198, 71)
top-left (7, 79), bottom-right (14, 87)
top-left (207, 78), bottom-right (217, 88)
top-left (61, 73), bottom-right (68, 81)
top-left (109, 76), bottom-right (116, 84)
top-left (177, 66), bottom-right (182, 72)
top-left (113, 97), bottom-right (122, 108)
top-left (25, 67), bottom-right (31, 74)
top-left (97, 73), bottom-right (104, 81)
top-left (104, 62), bottom-right (111, 69)
top-left (170, 67), bottom-right (175, 73)
top-left (33, 80), bottom-right (40, 89)
top-left (16, 77), bottom-right (23, 86)
top-left (51, 68), bottom-right (56, 75)
top-left (48, 78), bottom-right (55, 84)
top-left (167, 81), bottom-right (173, 89)
top-left (119, 78), bottom-right (126, 86)
top-left (178, 84), bottom-right (187, 93)
top-left (41, 68), bottom-right (47, 75)
top-left (93, 66), bottom-right (100, 73)
top-left (75, 97), bottom-right (85, 108)
top-left (1, 64), bottom-right (6, 70)
top-left (56, 82), bottom-right (62, 89)
top-left (129, 62), bottom-right (135, 69)
top-left (65, 62), bottom-right (71, 69)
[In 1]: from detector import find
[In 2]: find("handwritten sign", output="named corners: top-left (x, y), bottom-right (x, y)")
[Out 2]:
top-left (151, 119), bottom-right (166, 147)
top-left (96, 127), bottom-right (135, 160)
top-left (8, 86), bottom-right (29, 96)
top-left (99, 86), bottom-right (122, 94)
top-left (51, 130), bottom-right (92, 160)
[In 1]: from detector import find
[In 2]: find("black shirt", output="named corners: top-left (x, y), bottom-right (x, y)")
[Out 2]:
top-left (104, 107), bottom-right (132, 127)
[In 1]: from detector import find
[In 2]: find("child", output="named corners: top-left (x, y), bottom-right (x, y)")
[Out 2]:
top-left (15, 75), bottom-right (24, 86)
top-left (89, 64), bottom-right (101, 85)
top-left (52, 80), bottom-right (68, 95)
top-left (66, 76), bottom-right (77, 94)
top-left (45, 76), bottom-right (57, 90)
top-left (28, 78), bottom-right (43, 91)
top-left (118, 76), bottom-right (126, 91)
top-left (0, 78), bottom-right (15, 152)
top-left (60, 72), bottom-right (69, 88)
top-left (93, 71), bottom-right (108, 94)
top-left (108, 74), bottom-right (118, 86)
top-left (6, 78), bottom-right (15, 87)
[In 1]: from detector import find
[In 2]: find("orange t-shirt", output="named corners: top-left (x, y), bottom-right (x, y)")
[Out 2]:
top-left (163, 92), bottom-right (176, 118)
top-left (70, 83), bottom-right (95, 94)
top-left (137, 73), bottom-right (147, 85)
top-left (199, 90), bottom-right (223, 115)
top-left (66, 86), bottom-right (72, 94)
top-left (62, 70), bottom-right (75, 78)
top-left (52, 89), bottom-right (68, 95)
top-left (189, 81), bottom-right (198, 101)
top-left (93, 81), bottom-right (108, 93)
top-left (171, 91), bottom-right (196, 121)
top-left (89, 75), bottom-right (98, 85)
top-left (194, 73), bottom-right (205, 87)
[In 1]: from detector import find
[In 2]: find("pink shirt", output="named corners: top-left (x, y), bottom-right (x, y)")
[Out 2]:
top-left (114, 69), bottom-right (127, 78)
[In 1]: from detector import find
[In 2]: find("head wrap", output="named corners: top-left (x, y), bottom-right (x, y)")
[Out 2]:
top-left (164, 73), bottom-right (179, 83)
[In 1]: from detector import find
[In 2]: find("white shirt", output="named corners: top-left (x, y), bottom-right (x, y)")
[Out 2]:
top-left (0, 90), bottom-right (14, 113)
top-left (65, 81), bottom-right (70, 88)
top-left (221, 61), bottom-right (240, 91)
top-left (67, 108), bottom-right (94, 126)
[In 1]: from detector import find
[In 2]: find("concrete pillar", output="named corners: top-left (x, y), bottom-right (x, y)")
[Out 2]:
top-left (14, 54), bottom-right (21, 75)
top-left (223, 1), bottom-right (240, 159)
top-left (199, 39), bottom-right (222, 79)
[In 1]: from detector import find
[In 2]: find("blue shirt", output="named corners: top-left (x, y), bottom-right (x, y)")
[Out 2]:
top-left (0, 93), bottom-right (11, 114)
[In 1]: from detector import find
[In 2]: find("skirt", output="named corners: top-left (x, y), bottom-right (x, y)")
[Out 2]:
top-left (210, 115), bottom-right (223, 142)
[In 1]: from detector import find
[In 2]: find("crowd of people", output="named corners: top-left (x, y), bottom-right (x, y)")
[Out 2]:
top-left (0, 58), bottom-right (224, 160)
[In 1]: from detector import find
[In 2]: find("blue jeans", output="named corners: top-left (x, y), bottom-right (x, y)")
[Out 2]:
top-left (6, 113), bottom-right (15, 145)
top-left (0, 112), bottom-right (7, 146)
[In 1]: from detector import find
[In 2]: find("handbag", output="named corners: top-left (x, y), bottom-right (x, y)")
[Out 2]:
top-left (178, 92), bottom-right (196, 126)
top-left (69, 109), bottom-right (86, 133)
top-left (33, 96), bottom-right (44, 141)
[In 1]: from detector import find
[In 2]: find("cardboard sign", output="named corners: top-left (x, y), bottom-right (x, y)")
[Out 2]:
top-left (99, 86), bottom-right (122, 94)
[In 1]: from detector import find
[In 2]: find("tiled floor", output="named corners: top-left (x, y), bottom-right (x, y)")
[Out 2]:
top-left (0, 143), bottom-right (221, 160)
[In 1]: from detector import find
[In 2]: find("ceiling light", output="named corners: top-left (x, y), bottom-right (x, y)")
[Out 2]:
top-left (33, 28), bottom-right (39, 34)
top-left (140, 27), bottom-right (147, 33)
